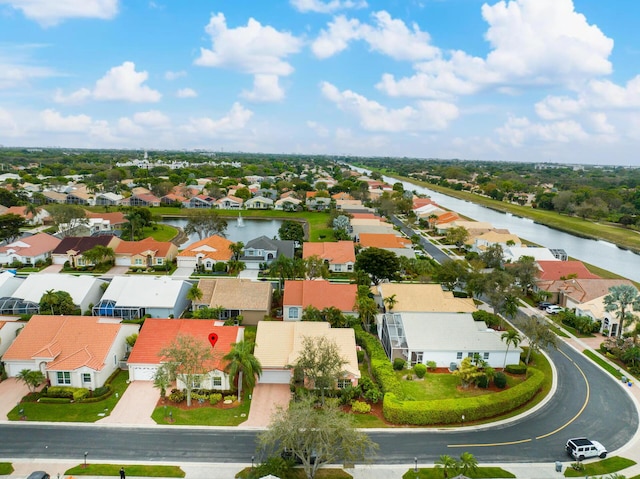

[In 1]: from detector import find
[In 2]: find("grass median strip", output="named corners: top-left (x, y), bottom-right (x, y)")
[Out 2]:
top-left (0, 463), bottom-right (14, 475)
top-left (401, 467), bottom-right (515, 478)
top-left (65, 464), bottom-right (185, 477)
top-left (563, 456), bottom-right (635, 477)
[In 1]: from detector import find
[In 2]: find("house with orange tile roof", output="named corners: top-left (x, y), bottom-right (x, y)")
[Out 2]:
top-left (302, 241), bottom-right (355, 273)
top-left (177, 235), bottom-right (233, 271)
top-left (0, 233), bottom-right (61, 266)
top-left (254, 321), bottom-right (360, 386)
top-left (283, 280), bottom-right (357, 321)
top-left (160, 193), bottom-right (188, 206)
top-left (535, 260), bottom-right (600, 282)
top-left (2, 315), bottom-right (138, 389)
top-left (331, 192), bottom-right (354, 201)
top-left (358, 233), bottom-right (414, 258)
top-left (4, 205), bottom-right (50, 225)
top-left (434, 211), bottom-right (461, 225)
top-left (114, 237), bottom-right (178, 269)
top-left (127, 318), bottom-right (243, 386)
top-left (85, 211), bottom-right (127, 229)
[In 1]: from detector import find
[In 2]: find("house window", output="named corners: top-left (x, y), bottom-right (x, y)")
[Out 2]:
top-left (456, 352), bottom-right (463, 360)
top-left (467, 352), bottom-right (474, 358)
top-left (289, 307), bottom-right (299, 319)
top-left (77, 258), bottom-right (85, 266)
top-left (134, 258), bottom-right (143, 265)
top-left (337, 379), bottom-right (351, 389)
top-left (334, 264), bottom-right (342, 272)
top-left (191, 376), bottom-right (201, 388)
top-left (410, 351), bottom-right (423, 366)
top-left (82, 373), bottom-right (91, 383)
top-left (483, 352), bottom-right (490, 360)
top-left (57, 372), bottom-right (71, 385)
top-left (213, 376), bottom-right (222, 387)
top-left (156, 258), bottom-right (163, 265)
top-left (347, 264), bottom-right (353, 271)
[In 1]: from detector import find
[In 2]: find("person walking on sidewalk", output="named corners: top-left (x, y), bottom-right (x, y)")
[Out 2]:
top-left (120, 468), bottom-right (125, 479)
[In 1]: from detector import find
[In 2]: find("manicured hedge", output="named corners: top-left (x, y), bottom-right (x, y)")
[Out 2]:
top-left (505, 364), bottom-right (528, 374)
top-left (354, 327), bottom-right (402, 396)
top-left (383, 367), bottom-right (544, 425)
top-left (39, 397), bottom-right (72, 404)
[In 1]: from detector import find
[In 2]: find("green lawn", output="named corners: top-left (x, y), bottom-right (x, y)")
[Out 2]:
top-left (564, 456), bottom-right (635, 477)
top-left (65, 464), bottom-right (185, 477)
top-left (0, 463), bottom-right (14, 475)
top-left (142, 223), bottom-right (178, 242)
top-left (8, 370), bottom-right (130, 422)
top-left (402, 467), bottom-right (516, 478)
top-left (396, 370), bottom-right (525, 401)
top-left (151, 400), bottom-right (251, 426)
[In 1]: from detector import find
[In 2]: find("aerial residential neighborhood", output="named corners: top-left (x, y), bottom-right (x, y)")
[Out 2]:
top-left (0, 151), bottom-right (638, 479)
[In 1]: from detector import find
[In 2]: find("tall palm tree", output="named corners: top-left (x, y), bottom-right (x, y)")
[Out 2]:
top-left (24, 203), bottom-right (39, 224)
top-left (435, 454), bottom-right (459, 479)
top-left (383, 294), bottom-right (397, 313)
top-left (223, 340), bottom-right (262, 400)
top-left (355, 296), bottom-right (378, 332)
top-left (604, 284), bottom-right (640, 338)
top-left (228, 241), bottom-right (244, 261)
top-left (501, 329), bottom-right (522, 369)
top-left (186, 284), bottom-right (203, 311)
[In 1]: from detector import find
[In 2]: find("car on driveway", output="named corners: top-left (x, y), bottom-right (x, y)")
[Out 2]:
top-left (26, 472), bottom-right (50, 479)
top-left (537, 301), bottom-right (552, 310)
top-left (566, 437), bottom-right (607, 460)
top-left (545, 305), bottom-right (563, 314)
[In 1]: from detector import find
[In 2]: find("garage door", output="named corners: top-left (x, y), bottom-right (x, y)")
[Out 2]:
top-left (130, 366), bottom-right (157, 381)
top-left (260, 370), bottom-right (291, 384)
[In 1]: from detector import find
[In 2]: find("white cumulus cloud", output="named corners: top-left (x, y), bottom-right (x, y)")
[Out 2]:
top-left (132, 110), bottom-right (170, 128)
top-left (195, 13), bottom-right (302, 102)
top-left (181, 102), bottom-right (253, 135)
top-left (165, 70), bottom-right (186, 81)
top-left (40, 109), bottom-right (94, 132)
top-left (0, 0), bottom-right (119, 26)
top-left (378, 0), bottom-right (613, 99)
top-left (55, 61), bottom-right (161, 103)
top-left (312, 11), bottom-right (438, 61)
top-left (321, 81), bottom-right (458, 132)
top-left (176, 88), bottom-right (197, 98)
top-left (290, 0), bottom-right (367, 14)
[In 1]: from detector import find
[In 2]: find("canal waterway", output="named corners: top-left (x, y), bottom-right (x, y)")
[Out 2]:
top-left (163, 217), bottom-right (283, 248)
top-left (352, 166), bottom-right (640, 283)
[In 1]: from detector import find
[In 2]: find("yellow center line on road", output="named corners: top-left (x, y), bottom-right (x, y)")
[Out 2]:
top-left (447, 348), bottom-right (590, 448)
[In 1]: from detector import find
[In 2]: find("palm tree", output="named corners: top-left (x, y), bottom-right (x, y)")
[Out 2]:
top-left (355, 296), bottom-right (378, 332)
top-left (16, 369), bottom-right (45, 392)
top-left (42, 289), bottom-right (58, 315)
top-left (458, 452), bottom-right (479, 476)
top-left (223, 341), bottom-right (262, 400)
top-left (383, 294), bottom-right (398, 313)
top-left (435, 454), bottom-right (459, 479)
top-left (501, 329), bottom-right (522, 369)
top-left (604, 285), bottom-right (640, 338)
top-left (24, 203), bottom-right (39, 224)
top-left (186, 284), bottom-right (203, 311)
top-left (228, 241), bottom-right (244, 261)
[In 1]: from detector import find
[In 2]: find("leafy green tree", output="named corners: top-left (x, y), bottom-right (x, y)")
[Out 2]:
top-left (258, 397), bottom-right (377, 479)
top-left (278, 220), bottom-right (305, 244)
top-left (47, 204), bottom-right (88, 237)
top-left (39, 290), bottom-right (76, 315)
top-left (304, 255), bottom-right (329, 280)
top-left (445, 226), bottom-right (469, 248)
top-left (16, 369), bottom-right (45, 392)
top-left (511, 255), bottom-right (538, 294)
top-left (302, 305), bottom-right (323, 322)
top-left (291, 335), bottom-right (347, 404)
top-left (184, 209), bottom-right (228, 240)
top-left (453, 357), bottom-right (483, 388)
top-left (153, 366), bottom-right (170, 399)
top-left (223, 340), bottom-right (262, 399)
top-left (125, 333), bottom-right (138, 348)
top-left (521, 316), bottom-right (558, 364)
top-left (604, 285), bottom-right (640, 338)
top-left (479, 243), bottom-right (504, 269)
top-left (0, 214), bottom-right (26, 243)
top-left (158, 334), bottom-right (215, 407)
top-left (501, 329), bottom-right (521, 369)
top-left (355, 247), bottom-right (400, 285)
top-left (435, 259), bottom-right (468, 291)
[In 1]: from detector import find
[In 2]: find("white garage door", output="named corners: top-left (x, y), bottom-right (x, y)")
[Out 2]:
top-left (130, 366), bottom-right (158, 381)
top-left (260, 370), bottom-right (291, 384)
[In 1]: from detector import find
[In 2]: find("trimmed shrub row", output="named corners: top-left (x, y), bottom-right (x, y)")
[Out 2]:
top-left (39, 397), bottom-right (72, 404)
top-left (354, 327), bottom-right (401, 396)
top-left (505, 364), bottom-right (528, 374)
top-left (383, 367), bottom-right (544, 425)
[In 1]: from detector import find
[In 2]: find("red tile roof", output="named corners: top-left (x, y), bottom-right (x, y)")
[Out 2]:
top-left (536, 260), bottom-right (601, 281)
top-left (351, 213), bottom-right (382, 220)
top-left (302, 241), bottom-right (355, 264)
top-left (412, 198), bottom-right (439, 209)
top-left (435, 211), bottom-right (460, 224)
top-left (85, 211), bottom-right (126, 225)
top-left (5, 206), bottom-right (37, 220)
top-left (3, 315), bottom-right (121, 371)
top-left (359, 233), bottom-right (411, 249)
top-left (115, 237), bottom-right (176, 257)
top-left (0, 233), bottom-right (61, 257)
top-left (284, 280), bottom-right (357, 312)
top-left (128, 318), bottom-right (241, 371)
top-left (178, 235), bottom-right (233, 261)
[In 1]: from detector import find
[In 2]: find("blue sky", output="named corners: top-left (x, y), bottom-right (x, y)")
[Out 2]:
top-left (1, 0), bottom-right (640, 165)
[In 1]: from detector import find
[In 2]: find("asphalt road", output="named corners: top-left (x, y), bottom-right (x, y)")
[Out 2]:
top-left (388, 215), bottom-right (451, 264)
top-left (0, 338), bottom-right (635, 465)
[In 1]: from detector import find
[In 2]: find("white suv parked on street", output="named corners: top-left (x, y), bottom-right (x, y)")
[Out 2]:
top-left (566, 437), bottom-right (607, 460)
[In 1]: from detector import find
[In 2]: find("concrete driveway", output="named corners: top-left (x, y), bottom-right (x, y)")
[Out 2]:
top-left (240, 383), bottom-right (290, 428)
top-left (97, 380), bottom-right (158, 425)
top-left (101, 265), bottom-right (129, 277)
top-left (0, 378), bottom-right (29, 420)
